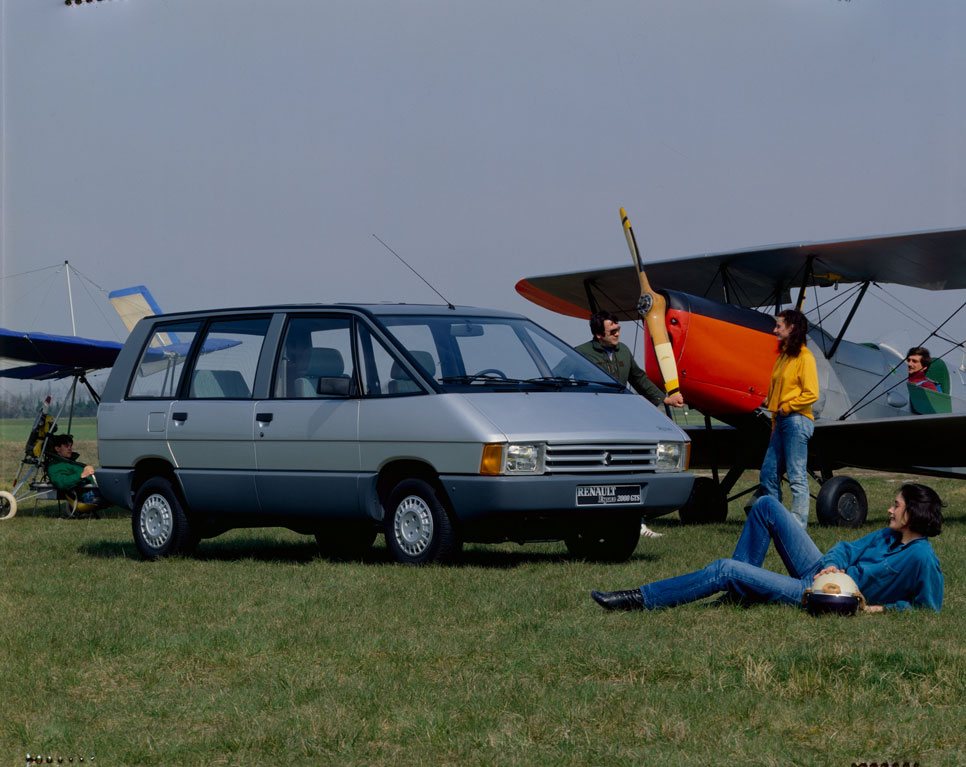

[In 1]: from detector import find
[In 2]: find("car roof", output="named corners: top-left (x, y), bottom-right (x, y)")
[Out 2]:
top-left (139, 303), bottom-right (528, 323)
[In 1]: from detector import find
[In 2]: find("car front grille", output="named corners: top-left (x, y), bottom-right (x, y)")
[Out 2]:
top-left (545, 442), bottom-right (658, 474)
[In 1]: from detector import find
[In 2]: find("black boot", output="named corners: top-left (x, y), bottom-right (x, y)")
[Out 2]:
top-left (591, 589), bottom-right (645, 611)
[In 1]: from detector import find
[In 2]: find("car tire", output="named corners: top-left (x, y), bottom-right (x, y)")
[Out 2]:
top-left (0, 490), bottom-right (17, 520)
top-left (132, 477), bottom-right (195, 559)
top-left (383, 479), bottom-right (461, 564)
top-left (565, 516), bottom-right (641, 562)
top-left (677, 477), bottom-right (728, 525)
top-left (315, 522), bottom-right (377, 560)
top-left (816, 476), bottom-right (868, 528)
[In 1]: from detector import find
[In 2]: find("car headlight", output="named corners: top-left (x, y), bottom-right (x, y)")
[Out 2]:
top-left (655, 441), bottom-right (689, 473)
top-left (480, 443), bottom-right (546, 475)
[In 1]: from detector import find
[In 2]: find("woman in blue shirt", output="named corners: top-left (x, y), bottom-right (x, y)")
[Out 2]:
top-left (592, 483), bottom-right (944, 613)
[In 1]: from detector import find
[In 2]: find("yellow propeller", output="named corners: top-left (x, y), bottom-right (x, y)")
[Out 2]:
top-left (620, 207), bottom-right (680, 396)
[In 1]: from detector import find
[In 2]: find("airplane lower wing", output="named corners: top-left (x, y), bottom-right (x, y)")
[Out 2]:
top-left (684, 411), bottom-right (966, 482)
top-left (811, 413), bottom-right (966, 478)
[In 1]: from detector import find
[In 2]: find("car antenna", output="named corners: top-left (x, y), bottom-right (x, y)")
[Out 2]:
top-left (372, 234), bottom-right (455, 310)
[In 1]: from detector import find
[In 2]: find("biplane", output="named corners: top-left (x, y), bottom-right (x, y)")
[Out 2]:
top-left (517, 218), bottom-right (966, 526)
top-left (0, 285), bottom-right (160, 518)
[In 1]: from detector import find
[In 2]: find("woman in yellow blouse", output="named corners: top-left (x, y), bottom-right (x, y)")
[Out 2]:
top-left (759, 309), bottom-right (819, 528)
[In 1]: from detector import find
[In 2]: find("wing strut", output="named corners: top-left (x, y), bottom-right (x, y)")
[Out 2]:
top-left (795, 255), bottom-right (815, 312)
top-left (826, 281), bottom-right (870, 359)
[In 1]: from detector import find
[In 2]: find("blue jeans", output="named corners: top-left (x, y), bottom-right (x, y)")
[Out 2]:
top-left (759, 413), bottom-right (814, 527)
top-left (638, 497), bottom-right (824, 609)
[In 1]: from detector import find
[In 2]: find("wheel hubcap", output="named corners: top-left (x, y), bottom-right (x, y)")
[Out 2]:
top-left (393, 495), bottom-right (434, 557)
top-left (140, 493), bottom-right (173, 549)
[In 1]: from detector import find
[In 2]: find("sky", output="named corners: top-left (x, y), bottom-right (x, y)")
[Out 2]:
top-left (2, 0), bottom-right (966, 394)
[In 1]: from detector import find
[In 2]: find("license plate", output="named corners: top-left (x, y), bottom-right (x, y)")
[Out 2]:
top-left (576, 484), bottom-right (642, 507)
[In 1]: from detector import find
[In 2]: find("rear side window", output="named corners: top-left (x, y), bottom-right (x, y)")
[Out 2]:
top-left (188, 317), bottom-right (271, 399)
top-left (128, 321), bottom-right (203, 398)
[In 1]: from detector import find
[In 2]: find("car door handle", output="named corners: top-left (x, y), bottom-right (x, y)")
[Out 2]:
top-left (256, 412), bottom-right (274, 423)
top-left (172, 412), bottom-right (188, 422)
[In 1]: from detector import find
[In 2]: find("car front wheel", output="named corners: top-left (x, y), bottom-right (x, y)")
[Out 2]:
top-left (383, 479), bottom-right (461, 564)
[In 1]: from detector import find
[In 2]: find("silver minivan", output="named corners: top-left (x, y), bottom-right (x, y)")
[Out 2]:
top-left (96, 304), bottom-right (693, 563)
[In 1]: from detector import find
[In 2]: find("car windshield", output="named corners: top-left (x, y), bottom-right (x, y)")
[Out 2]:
top-left (375, 314), bottom-right (625, 392)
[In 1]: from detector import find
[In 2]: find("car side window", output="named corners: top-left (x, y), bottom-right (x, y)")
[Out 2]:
top-left (274, 316), bottom-right (356, 398)
top-left (128, 321), bottom-right (203, 398)
top-left (187, 317), bottom-right (271, 399)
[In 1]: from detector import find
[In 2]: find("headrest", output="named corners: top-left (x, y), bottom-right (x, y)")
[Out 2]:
top-left (391, 350), bottom-right (436, 381)
top-left (306, 347), bottom-right (344, 377)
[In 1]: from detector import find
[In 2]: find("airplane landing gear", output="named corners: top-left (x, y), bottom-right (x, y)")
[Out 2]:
top-left (816, 475), bottom-right (868, 528)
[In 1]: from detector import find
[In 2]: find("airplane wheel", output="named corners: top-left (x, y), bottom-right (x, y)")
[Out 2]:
top-left (816, 476), bottom-right (868, 528)
top-left (677, 477), bottom-right (728, 525)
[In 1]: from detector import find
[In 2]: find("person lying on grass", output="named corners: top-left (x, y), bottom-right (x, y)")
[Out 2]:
top-left (591, 484), bottom-right (944, 613)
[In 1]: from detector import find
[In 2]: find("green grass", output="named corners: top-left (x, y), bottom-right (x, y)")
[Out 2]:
top-left (1, 423), bottom-right (964, 765)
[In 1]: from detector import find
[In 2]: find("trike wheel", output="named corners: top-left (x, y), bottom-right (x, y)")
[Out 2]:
top-left (0, 491), bottom-right (16, 520)
top-left (383, 479), bottom-right (461, 564)
top-left (132, 477), bottom-right (194, 559)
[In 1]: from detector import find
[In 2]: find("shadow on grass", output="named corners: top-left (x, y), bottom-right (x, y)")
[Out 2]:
top-left (77, 536), bottom-right (661, 568)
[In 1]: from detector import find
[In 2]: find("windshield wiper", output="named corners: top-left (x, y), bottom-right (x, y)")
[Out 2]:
top-left (440, 374), bottom-right (624, 389)
top-left (440, 374), bottom-right (528, 385)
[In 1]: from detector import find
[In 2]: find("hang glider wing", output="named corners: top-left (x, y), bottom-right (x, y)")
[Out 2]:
top-left (516, 227), bottom-right (966, 318)
top-left (0, 328), bottom-right (123, 380)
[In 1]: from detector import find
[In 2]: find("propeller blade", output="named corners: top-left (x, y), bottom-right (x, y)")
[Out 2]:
top-left (620, 207), bottom-right (681, 396)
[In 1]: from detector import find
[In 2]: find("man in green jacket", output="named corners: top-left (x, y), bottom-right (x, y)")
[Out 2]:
top-left (575, 311), bottom-right (684, 409)
top-left (48, 433), bottom-right (106, 508)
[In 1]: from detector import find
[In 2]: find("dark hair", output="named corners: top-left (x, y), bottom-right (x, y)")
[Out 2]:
top-left (898, 483), bottom-right (944, 538)
top-left (49, 433), bottom-right (74, 449)
top-left (776, 309), bottom-right (809, 357)
top-left (906, 347), bottom-right (932, 370)
top-left (590, 310), bottom-right (619, 339)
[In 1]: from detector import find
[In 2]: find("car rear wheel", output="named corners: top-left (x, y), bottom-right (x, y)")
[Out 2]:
top-left (383, 479), bottom-right (461, 564)
top-left (132, 477), bottom-right (195, 559)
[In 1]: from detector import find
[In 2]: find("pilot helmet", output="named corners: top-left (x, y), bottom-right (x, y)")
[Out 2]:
top-left (803, 572), bottom-right (865, 616)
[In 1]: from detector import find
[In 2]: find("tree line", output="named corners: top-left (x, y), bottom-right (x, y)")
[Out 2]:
top-left (0, 391), bottom-right (99, 419)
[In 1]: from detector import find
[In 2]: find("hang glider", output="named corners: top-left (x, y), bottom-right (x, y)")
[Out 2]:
top-left (516, 227), bottom-right (966, 319)
top-left (0, 328), bottom-right (123, 381)
top-left (517, 218), bottom-right (966, 527)
top-left (0, 284), bottom-right (170, 381)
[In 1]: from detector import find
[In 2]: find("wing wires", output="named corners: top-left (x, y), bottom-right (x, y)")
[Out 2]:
top-left (837, 297), bottom-right (966, 420)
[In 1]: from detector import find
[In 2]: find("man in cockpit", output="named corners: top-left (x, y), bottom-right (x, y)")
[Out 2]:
top-left (907, 347), bottom-right (940, 393)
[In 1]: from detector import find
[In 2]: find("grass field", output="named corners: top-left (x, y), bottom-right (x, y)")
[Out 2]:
top-left (1, 418), bottom-right (963, 765)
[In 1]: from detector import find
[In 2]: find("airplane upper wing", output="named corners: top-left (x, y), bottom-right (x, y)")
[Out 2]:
top-left (517, 227), bottom-right (966, 318)
top-left (0, 328), bottom-right (123, 380)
